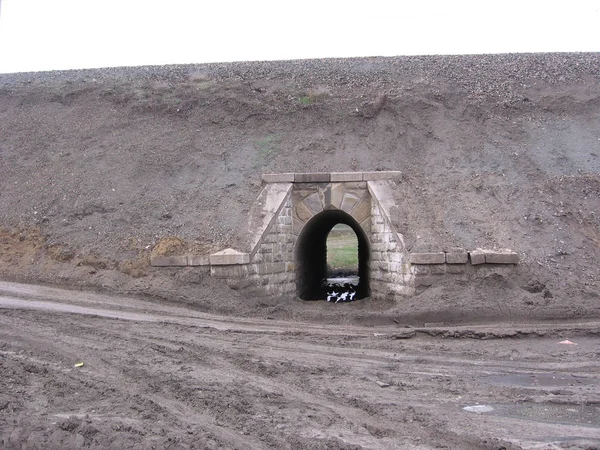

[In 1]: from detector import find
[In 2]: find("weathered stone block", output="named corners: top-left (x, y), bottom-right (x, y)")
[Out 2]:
top-left (340, 193), bottom-right (360, 214)
top-left (330, 172), bottom-right (363, 182)
top-left (262, 173), bottom-right (295, 183)
top-left (341, 181), bottom-right (367, 189)
top-left (429, 264), bottom-right (446, 275)
top-left (389, 262), bottom-right (403, 273)
top-left (211, 265), bottom-right (248, 278)
top-left (388, 283), bottom-right (412, 295)
top-left (410, 252), bottom-right (446, 264)
top-left (292, 217), bottom-right (305, 235)
top-left (303, 192), bottom-right (323, 215)
top-left (372, 213), bottom-right (385, 225)
top-left (277, 215), bottom-right (291, 226)
top-left (362, 171), bottom-right (402, 181)
top-left (327, 184), bottom-right (345, 209)
top-left (411, 265), bottom-right (430, 275)
top-left (469, 250), bottom-right (486, 265)
top-left (352, 198), bottom-right (371, 224)
top-left (294, 173), bottom-right (330, 183)
top-left (371, 242), bottom-right (385, 252)
top-left (209, 249), bottom-right (250, 265)
top-left (260, 243), bottom-right (273, 253)
top-left (485, 251), bottom-right (519, 264)
top-left (359, 218), bottom-right (371, 234)
top-left (372, 251), bottom-right (384, 261)
top-left (369, 261), bottom-right (382, 271)
top-left (403, 273), bottom-right (415, 284)
top-left (150, 255), bottom-right (188, 267)
top-left (258, 262), bottom-right (286, 275)
top-left (188, 255), bottom-right (210, 266)
top-left (446, 265), bottom-right (466, 274)
top-left (388, 252), bottom-right (403, 264)
top-left (445, 252), bottom-right (468, 264)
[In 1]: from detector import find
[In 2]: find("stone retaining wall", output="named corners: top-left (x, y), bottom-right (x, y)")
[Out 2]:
top-left (370, 197), bottom-right (413, 297)
top-left (204, 196), bottom-right (297, 296)
top-left (410, 249), bottom-right (519, 289)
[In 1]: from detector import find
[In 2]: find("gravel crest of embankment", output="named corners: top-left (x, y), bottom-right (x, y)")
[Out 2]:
top-left (2, 52), bottom-right (599, 95)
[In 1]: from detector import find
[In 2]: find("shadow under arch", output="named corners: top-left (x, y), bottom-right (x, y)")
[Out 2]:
top-left (295, 209), bottom-right (370, 300)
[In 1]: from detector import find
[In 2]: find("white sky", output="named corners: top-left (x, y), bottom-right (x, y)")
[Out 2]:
top-left (0, 0), bottom-right (599, 74)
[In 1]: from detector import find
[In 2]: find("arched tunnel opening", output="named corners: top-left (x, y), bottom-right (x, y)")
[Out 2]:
top-left (295, 210), bottom-right (370, 300)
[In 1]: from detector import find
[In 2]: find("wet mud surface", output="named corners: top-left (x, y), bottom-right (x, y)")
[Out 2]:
top-left (1, 282), bottom-right (600, 449)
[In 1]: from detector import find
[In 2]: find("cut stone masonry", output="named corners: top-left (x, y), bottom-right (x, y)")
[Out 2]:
top-left (150, 171), bottom-right (519, 300)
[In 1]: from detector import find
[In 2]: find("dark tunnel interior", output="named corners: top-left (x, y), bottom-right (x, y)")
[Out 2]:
top-left (295, 210), bottom-right (370, 300)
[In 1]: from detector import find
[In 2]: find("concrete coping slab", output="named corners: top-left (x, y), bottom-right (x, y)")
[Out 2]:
top-left (188, 255), bottom-right (210, 266)
top-left (362, 171), bottom-right (402, 181)
top-left (485, 250), bottom-right (519, 264)
top-left (410, 252), bottom-right (446, 264)
top-left (151, 254), bottom-right (212, 267)
top-left (330, 172), bottom-right (364, 182)
top-left (469, 249), bottom-right (519, 265)
top-left (294, 173), bottom-right (331, 183)
top-left (410, 249), bottom-right (518, 265)
top-left (262, 173), bottom-right (295, 183)
top-left (262, 171), bottom-right (402, 183)
top-left (445, 252), bottom-right (469, 264)
top-left (209, 248), bottom-right (250, 265)
top-left (469, 250), bottom-right (486, 265)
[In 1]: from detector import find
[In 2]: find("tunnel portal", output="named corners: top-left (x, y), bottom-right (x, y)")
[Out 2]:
top-left (295, 209), bottom-right (370, 300)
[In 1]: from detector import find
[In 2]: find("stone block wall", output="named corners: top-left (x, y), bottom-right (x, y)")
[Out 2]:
top-left (246, 196), bottom-right (296, 295)
top-left (410, 249), bottom-right (519, 290)
top-left (370, 201), bottom-right (414, 297)
top-left (212, 196), bottom-right (296, 296)
top-left (291, 181), bottom-right (372, 236)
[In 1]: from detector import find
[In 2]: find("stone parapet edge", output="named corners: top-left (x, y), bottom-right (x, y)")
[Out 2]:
top-left (409, 250), bottom-right (519, 266)
top-left (262, 171), bottom-right (402, 183)
top-left (248, 185), bottom-right (293, 261)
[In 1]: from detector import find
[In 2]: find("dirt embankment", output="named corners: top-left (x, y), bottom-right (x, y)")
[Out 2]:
top-left (0, 53), bottom-right (599, 323)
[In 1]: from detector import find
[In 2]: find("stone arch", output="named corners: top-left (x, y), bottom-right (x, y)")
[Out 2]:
top-left (295, 209), bottom-right (371, 300)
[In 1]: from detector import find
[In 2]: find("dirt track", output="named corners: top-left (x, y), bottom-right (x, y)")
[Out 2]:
top-left (1, 282), bottom-right (599, 449)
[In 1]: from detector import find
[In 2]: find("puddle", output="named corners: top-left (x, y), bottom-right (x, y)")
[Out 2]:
top-left (464, 402), bottom-right (600, 427)
top-left (486, 373), bottom-right (598, 388)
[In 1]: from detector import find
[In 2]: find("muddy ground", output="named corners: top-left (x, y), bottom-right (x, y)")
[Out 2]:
top-left (1, 281), bottom-right (600, 449)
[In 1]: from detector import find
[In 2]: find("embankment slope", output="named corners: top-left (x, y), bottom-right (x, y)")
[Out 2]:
top-left (1, 53), bottom-right (599, 323)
